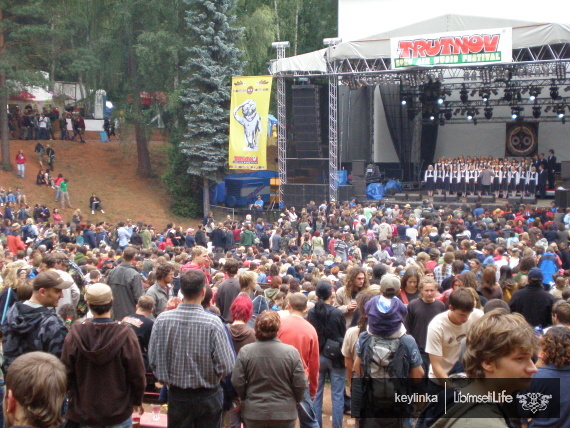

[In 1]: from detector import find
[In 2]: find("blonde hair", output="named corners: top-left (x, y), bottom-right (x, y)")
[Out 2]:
top-left (239, 271), bottom-right (258, 291)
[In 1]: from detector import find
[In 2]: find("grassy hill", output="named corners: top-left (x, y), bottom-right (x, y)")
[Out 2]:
top-left (4, 134), bottom-right (200, 230)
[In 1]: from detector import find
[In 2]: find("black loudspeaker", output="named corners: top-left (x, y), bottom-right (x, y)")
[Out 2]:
top-left (466, 195), bottom-right (479, 203)
top-left (408, 193), bottom-right (422, 201)
top-left (394, 193), bottom-right (407, 200)
top-left (352, 160), bottom-right (367, 200)
top-left (352, 160), bottom-right (367, 176)
top-left (338, 185), bottom-right (355, 203)
top-left (522, 196), bottom-right (537, 205)
top-left (291, 85), bottom-right (322, 158)
top-left (561, 161), bottom-right (570, 179)
top-left (283, 184), bottom-right (328, 206)
top-left (434, 195), bottom-right (446, 202)
top-left (508, 196), bottom-right (523, 205)
top-left (555, 190), bottom-right (570, 209)
top-left (481, 195), bottom-right (496, 203)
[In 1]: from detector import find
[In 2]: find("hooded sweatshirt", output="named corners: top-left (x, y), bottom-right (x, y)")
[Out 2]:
top-left (365, 295), bottom-right (407, 337)
top-left (1, 301), bottom-right (68, 374)
top-left (61, 320), bottom-right (146, 426)
top-left (228, 323), bottom-right (256, 354)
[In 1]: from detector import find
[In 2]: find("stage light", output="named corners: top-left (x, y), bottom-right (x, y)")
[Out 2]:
top-left (481, 90), bottom-right (490, 102)
top-left (466, 109), bottom-right (474, 121)
top-left (511, 107), bottom-right (519, 120)
top-left (473, 118), bottom-right (478, 126)
top-left (511, 112), bottom-right (517, 120)
top-left (504, 89), bottom-right (513, 102)
top-left (439, 117), bottom-right (445, 126)
top-left (460, 85), bottom-right (468, 103)
top-left (429, 115), bottom-right (435, 121)
top-left (484, 107), bottom-right (493, 120)
top-left (545, 106), bottom-right (552, 113)
top-left (437, 97), bottom-right (444, 105)
top-left (529, 90), bottom-right (538, 101)
top-left (444, 110), bottom-right (452, 120)
top-left (532, 106), bottom-right (542, 118)
top-left (550, 80), bottom-right (559, 100)
top-left (557, 108), bottom-right (565, 119)
top-left (401, 97), bottom-right (407, 106)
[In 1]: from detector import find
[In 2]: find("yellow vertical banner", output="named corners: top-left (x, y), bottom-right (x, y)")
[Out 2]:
top-left (229, 76), bottom-right (273, 170)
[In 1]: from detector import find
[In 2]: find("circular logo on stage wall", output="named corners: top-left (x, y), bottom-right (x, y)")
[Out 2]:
top-left (505, 122), bottom-right (538, 157)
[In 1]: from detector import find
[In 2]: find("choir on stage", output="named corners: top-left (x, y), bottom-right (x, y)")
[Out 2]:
top-left (423, 153), bottom-right (553, 199)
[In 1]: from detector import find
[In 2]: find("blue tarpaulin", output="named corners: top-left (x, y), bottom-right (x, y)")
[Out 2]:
top-left (385, 180), bottom-right (402, 193)
top-left (366, 183), bottom-right (385, 200)
top-left (210, 171), bottom-right (278, 204)
top-left (267, 114), bottom-right (278, 136)
top-left (336, 170), bottom-right (348, 186)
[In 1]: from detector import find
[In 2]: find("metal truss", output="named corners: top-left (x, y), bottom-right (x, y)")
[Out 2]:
top-left (272, 43), bottom-right (289, 205)
top-left (325, 41), bottom-right (342, 202)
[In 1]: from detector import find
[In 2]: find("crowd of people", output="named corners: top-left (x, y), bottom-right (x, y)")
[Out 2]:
top-left (424, 151), bottom-right (558, 199)
top-left (0, 197), bottom-right (569, 427)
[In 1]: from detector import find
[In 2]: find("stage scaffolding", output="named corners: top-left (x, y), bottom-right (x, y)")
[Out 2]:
top-left (270, 40), bottom-right (570, 203)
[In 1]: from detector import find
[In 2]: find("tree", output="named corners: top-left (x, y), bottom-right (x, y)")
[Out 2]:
top-left (0, 0), bottom-right (51, 169)
top-left (179, 0), bottom-right (244, 215)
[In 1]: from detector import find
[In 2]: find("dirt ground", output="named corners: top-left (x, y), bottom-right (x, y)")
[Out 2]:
top-left (3, 134), bottom-right (201, 230)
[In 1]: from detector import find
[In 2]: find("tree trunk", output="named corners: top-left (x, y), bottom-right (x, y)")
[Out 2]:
top-left (0, 9), bottom-right (10, 170)
top-left (274, 0), bottom-right (280, 40)
top-left (127, 46), bottom-right (152, 178)
top-left (203, 176), bottom-right (210, 216)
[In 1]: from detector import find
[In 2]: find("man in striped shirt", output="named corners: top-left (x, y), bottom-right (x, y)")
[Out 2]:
top-left (149, 269), bottom-right (234, 427)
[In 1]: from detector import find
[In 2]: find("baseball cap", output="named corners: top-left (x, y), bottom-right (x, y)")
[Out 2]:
top-left (528, 267), bottom-right (543, 282)
top-left (33, 271), bottom-right (73, 290)
top-left (380, 273), bottom-right (401, 294)
top-left (85, 283), bottom-right (113, 305)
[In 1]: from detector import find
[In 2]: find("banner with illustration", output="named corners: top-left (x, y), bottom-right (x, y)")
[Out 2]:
top-left (390, 27), bottom-right (512, 69)
top-left (229, 76), bottom-right (273, 170)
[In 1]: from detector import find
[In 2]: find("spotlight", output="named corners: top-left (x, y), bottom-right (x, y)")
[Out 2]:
top-left (532, 106), bottom-right (541, 118)
top-left (529, 89), bottom-right (539, 101)
top-left (511, 106), bottom-right (523, 120)
top-left (557, 108), bottom-right (565, 119)
top-left (504, 89), bottom-right (513, 102)
top-left (439, 117), bottom-right (445, 126)
top-left (401, 99), bottom-right (407, 106)
top-left (460, 85), bottom-right (468, 103)
top-left (550, 80), bottom-right (559, 100)
top-left (437, 97), bottom-right (444, 105)
top-left (484, 107), bottom-right (493, 120)
top-left (481, 90), bottom-right (490, 102)
top-left (466, 109), bottom-right (474, 121)
top-left (511, 111), bottom-right (518, 120)
top-left (444, 110), bottom-right (452, 120)
top-left (429, 115), bottom-right (435, 121)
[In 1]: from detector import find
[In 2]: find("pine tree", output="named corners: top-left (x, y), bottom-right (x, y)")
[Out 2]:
top-left (179, 0), bottom-right (244, 214)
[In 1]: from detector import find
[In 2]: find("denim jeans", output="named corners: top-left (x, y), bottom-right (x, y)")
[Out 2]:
top-left (168, 386), bottom-right (223, 428)
top-left (55, 185), bottom-right (61, 201)
top-left (81, 415), bottom-right (131, 428)
top-left (17, 164), bottom-right (25, 178)
top-left (314, 355), bottom-right (345, 428)
top-left (298, 387), bottom-right (319, 428)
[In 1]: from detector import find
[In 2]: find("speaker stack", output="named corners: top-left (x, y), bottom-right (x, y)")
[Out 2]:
top-left (555, 189), bottom-right (570, 209)
top-left (561, 161), bottom-right (570, 188)
top-left (291, 85), bottom-right (322, 158)
top-left (352, 160), bottom-right (367, 201)
top-left (466, 195), bottom-right (479, 204)
top-left (480, 195), bottom-right (496, 204)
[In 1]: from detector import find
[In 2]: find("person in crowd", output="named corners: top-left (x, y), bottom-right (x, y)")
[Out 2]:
top-left (278, 292), bottom-right (320, 428)
top-left (106, 246), bottom-right (143, 320)
top-left (89, 193), bottom-right (105, 214)
top-left (335, 266), bottom-right (370, 328)
top-left (509, 267), bottom-right (557, 327)
top-left (122, 295), bottom-right (155, 371)
top-left (60, 177), bottom-right (72, 209)
top-left (215, 258), bottom-right (241, 321)
top-left (405, 276), bottom-right (446, 373)
top-left (149, 269), bottom-right (234, 427)
top-left (145, 263), bottom-right (174, 319)
top-left (15, 150), bottom-right (26, 179)
top-left (1, 270), bottom-right (72, 373)
top-left (3, 352), bottom-right (67, 428)
top-left (232, 310), bottom-right (306, 428)
top-left (308, 280), bottom-right (346, 428)
top-left (425, 288), bottom-right (476, 394)
top-left (61, 283), bottom-right (146, 428)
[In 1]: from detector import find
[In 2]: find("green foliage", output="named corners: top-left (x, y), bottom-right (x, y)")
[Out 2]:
top-left (179, 0), bottom-right (245, 184)
top-left (238, 5), bottom-right (276, 76)
top-left (162, 128), bottom-right (203, 217)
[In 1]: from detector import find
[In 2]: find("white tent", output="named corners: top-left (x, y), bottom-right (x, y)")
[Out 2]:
top-left (270, 14), bottom-right (570, 74)
top-left (27, 86), bottom-right (53, 102)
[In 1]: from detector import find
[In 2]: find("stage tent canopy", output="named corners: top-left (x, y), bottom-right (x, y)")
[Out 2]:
top-left (270, 14), bottom-right (570, 74)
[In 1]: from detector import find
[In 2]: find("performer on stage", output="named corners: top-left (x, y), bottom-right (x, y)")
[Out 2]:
top-left (492, 166), bottom-right (502, 199)
top-left (436, 166), bottom-right (444, 195)
top-left (467, 165), bottom-right (477, 195)
top-left (527, 166), bottom-right (538, 197)
top-left (547, 149), bottom-right (557, 190)
top-left (424, 165), bottom-right (435, 196)
top-left (508, 166), bottom-right (519, 197)
top-left (443, 165), bottom-right (451, 196)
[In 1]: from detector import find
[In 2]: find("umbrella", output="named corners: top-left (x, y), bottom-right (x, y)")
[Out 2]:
top-left (9, 91), bottom-right (35, 101)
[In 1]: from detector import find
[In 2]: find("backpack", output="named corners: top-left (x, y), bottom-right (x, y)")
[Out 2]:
top-left (301, 241), bottom-right (311, 255)
top-left (360, 333), bottom-right (405, 400)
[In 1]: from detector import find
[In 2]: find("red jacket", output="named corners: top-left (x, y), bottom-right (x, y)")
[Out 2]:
top-left (15, 154), bottom-right (26, 165)
top-left (7, 233), bottom-right (25, 255)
